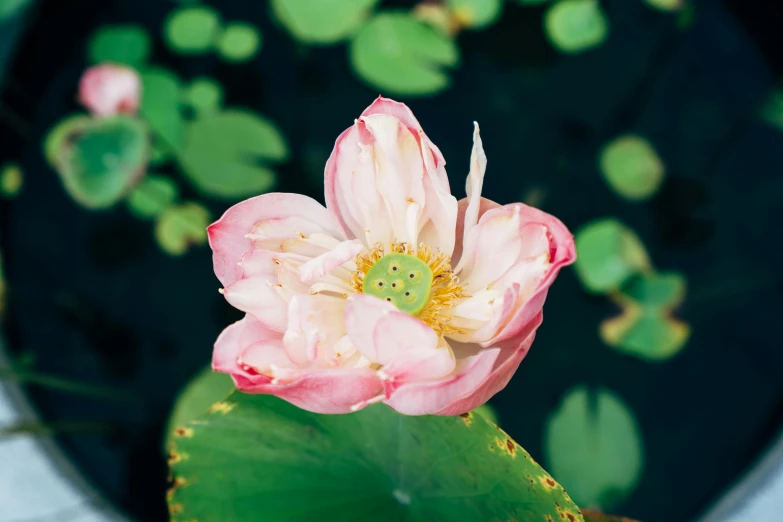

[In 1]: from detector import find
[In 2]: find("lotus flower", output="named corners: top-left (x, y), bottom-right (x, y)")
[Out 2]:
top-left (210, 98), bottom-right (575, 415)
top-left (78, 63), bottom-right (141, 117)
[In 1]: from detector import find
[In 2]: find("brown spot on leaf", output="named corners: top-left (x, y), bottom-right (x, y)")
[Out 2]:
top-left (459, 412), bottom-right (472, 425)
top-left (546, 516), bottom-right (554, 522)
top-left (505, 439), bottom-right (516, 455)
top-left (169, 504), bottom-right (184, 516)
top-left (167, 476), bottom-right (189, 501)
top-left (173, 427), bottom-right (194, 438)
top-left (538, 475), bottom-right (557, 491)
top-left (566, 513), bottom-right (577, 522)
top-left (167, 450), bottom-right (181, 465)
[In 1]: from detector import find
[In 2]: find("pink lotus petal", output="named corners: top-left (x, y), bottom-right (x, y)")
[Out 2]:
top-left (208, 193), bottom-right (341, 287)
top-left (298, 239), bottom-right (363, 284)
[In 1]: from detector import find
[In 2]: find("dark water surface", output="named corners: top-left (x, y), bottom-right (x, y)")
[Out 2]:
top-left (2, 1), bottom-right (783, 521)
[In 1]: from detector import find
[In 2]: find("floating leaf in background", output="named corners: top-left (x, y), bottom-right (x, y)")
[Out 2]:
top-left (164, 6), bottom-right (221, 54)
top-left (601, 272), bottom-right (690, 361)
top-left (545, 386), bottom-right (644, 510)
top-left (545, 0), bottom-right (608, 54)
top-left (599, 135), bottom-right (665, 201)
top-left (44, 115), bottom-right (91, 166)
top-left (140, 68), bottom-right (184, 152)
top-left (271, 0), bottom-right (380, 44)
top-left (760, 89), bottom-right (783, 131)
top-left (0, 162), bottom-right (22, 198)
top-left (166, 368), bottom-right (234, 444)
top-left (184, 77), bottom-right (223, 117)
top-left (574, 218), bottom-right (651, 294)
top-left (154, 202), bottom-right (210, 256)
top-left (0, 0), bottom-right (32, 20)
top-left (447, 0), bottom-right (503, 30)
top-left (412, 3), bottom-right (458, 36)
top-left (215, 23), bottom-right (262, 63)
top-left (50, 116), bottom-right (149, 209)
top-left (180, 110), bottom-right (287, 199)
top-left (88, 25), bottom-right (151, 67)
top-left (644, 0), bottom-right (684, 12)
top-left (126, 174), bottom-right (179, 219)
top-left (351, 13), bottom-right (460, 96)
top-left (168, 392), bottom-right (584, 522)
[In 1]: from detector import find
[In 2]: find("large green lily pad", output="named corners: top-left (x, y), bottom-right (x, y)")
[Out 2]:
top-left (271, 0), bottom-right (380, 44)
top-left (350, 12), bottom-right (460, 96)
top-left (48, 116), bottom-right (149, 209)
top-left (545, 387), bottom-right (644, 510)
top-left (166, 368), bottom-right (234, 443)
top-left (168, 392), bottom-right (584, 522)
top-left (179, 110), bottom-right (287, 199)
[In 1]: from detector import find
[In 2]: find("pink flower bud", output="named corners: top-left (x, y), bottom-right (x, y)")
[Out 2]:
top-left (78, 63), bottom-right (140, 117)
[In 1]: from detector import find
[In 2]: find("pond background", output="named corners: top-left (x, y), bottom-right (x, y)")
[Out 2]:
top-left (2, 0), bottom-right (783, 521)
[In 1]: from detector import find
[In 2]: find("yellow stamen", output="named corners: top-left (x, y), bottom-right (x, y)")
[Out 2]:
top-left (351, 242), bottom-right (468, 337)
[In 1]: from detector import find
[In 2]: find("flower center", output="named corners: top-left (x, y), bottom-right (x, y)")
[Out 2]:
top-left (352, 242), bottom-right (467, 337)
top-left (362, 253), bottom-right (433, 315)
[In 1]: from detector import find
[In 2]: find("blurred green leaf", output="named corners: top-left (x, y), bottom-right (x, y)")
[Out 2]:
top-left (599, 134), bottom-right (665, 201)
top-left (88, 25), bottom-right (151, 67)
top-left (168, 393), bottom-right (584, 522)
top-left (215, 23), bottom-right (262, 63)
top-left (0, 0), bottom-right (32, 20)
top-left (164, 6), bottom-right (221, 53)
top-left (0, 162), bottom-right (22, 198)
top-left (517, 0), bottom-right (550, 4)
top-left (676, 2), bottom-right (695, 29)
top-left (545, 0), bottom-right (608, 54)
top-left (126, 174), bottom-right (178, 219)
top-left (545, 386), bottom-right (644, 510)
top-left (644, 0), bottom-right (684, 12)
top-left (271, 0), bottom-right (380, 44)
top-left (574, 218), bottom-right (651, 294)
top-left (601, 272), bottom-right (690, 362)
top-left (166, 367), bottom-right (234, 446)
top-left (155, 202), bottom-right (210, 256)
top-left (184, 78), bottom-right (223, 116)
top-left (180, 110), bottom-right (287, 199)
top-left (447, 0), bottom-right (503, 29)
top-left (350, 12), bottom-right (460, 96)
top-left (49, 116), bottom-right (149, 209)
top-left (140, 68), bottom-right (184, 151)
top-left (761, 89), bottom-right (783, 131)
